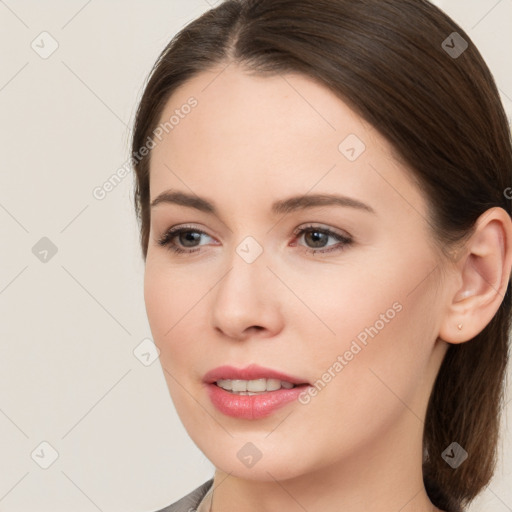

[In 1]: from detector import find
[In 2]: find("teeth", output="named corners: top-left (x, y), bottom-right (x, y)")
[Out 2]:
top-left (216, 378), bottom-right (296, 393)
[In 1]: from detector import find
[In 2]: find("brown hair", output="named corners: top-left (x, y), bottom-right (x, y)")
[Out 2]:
top-left (131, 1), bottom-right (512, 510)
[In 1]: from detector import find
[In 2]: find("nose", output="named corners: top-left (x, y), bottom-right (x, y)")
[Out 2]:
top-left (210, 244), bottom-right (284, 341)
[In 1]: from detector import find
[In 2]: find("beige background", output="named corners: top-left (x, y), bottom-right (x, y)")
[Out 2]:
top-left (0, 1), bottom-right (510, 511)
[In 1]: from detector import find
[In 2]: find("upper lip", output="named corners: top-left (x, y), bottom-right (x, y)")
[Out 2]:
top-left (203, 364), bottom-right (310, 385)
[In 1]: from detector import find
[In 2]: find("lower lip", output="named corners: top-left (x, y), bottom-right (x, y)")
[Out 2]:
top-left (206, 383), bottom-right (310, 419)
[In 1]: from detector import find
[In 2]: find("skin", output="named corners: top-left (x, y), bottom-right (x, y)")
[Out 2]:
top-left (144, 63), bottom-right (512, 512)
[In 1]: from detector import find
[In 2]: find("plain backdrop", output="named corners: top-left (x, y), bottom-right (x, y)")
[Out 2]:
top-left (0, 1), bottom-right (511, 511)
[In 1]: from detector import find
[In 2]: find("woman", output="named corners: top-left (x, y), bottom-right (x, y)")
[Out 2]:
top-left (131, 1), bottom-right (512, 511)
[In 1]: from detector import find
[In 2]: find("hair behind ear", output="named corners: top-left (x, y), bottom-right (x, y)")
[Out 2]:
top-left (423, 295), bottom-right (510, 511)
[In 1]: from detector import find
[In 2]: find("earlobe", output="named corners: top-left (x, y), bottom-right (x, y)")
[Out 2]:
top-left (453, 289), bottom-right (476, 332)
top-left (438, 207), bottom-right (512, 345)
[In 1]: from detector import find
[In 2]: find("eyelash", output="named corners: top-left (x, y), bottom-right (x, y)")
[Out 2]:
top-left (157, 224), bottom-right (353, 256)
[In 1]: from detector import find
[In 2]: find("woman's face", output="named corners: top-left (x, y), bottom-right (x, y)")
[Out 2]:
top-left (144, 64), bottom-right (450, 481)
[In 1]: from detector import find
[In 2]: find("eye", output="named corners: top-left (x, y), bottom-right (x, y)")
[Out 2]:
top-left (157, 224), bottom-right (213, 254)
top-left (157, 224), bottom-right (353, 256)
top-left (292, 224), bottom-right (353, 255)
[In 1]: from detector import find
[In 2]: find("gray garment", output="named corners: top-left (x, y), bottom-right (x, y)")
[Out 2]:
top-left (154, 479), bottom-right (214, 512)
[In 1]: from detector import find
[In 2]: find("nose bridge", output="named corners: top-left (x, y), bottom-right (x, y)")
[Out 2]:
top-left (210, 233), bottom-right (281, 338)
top-left (218, 233), bottom-right (268, 300)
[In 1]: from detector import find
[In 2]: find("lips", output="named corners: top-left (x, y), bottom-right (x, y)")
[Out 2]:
top-left (203, 363), bottom-right (310, 386)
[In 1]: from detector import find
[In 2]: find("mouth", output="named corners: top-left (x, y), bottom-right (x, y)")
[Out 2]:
top-left (203, 365), bottom-right (313, 419)
top-left (203, 364), bottom-right (309, 386)
top-left (214, 378), bottom-right (309, 395)
top-left (203, 363), bottom-right (310, 393)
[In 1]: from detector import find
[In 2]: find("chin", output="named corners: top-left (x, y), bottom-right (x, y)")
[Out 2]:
top-left (193, 434), bottom-right (317, 482)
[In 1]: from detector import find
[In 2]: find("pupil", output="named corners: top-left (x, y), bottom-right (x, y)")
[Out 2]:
top-left (307, 231), bottom-right (326, 248)
top-left (180, 232), bottom-right (200, 247)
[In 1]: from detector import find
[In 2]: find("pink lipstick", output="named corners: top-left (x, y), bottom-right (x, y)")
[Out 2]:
top-left (203, 364), bottom-right (311, 420)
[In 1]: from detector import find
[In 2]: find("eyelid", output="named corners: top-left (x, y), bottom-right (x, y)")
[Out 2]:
top-left (156, 223), bottom-right (213, 246)
top-left (292, 223), bottom-right (351, 240)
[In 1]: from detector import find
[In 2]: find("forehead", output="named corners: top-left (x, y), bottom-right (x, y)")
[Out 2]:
top-left (153, 64), bottom-right (372, 154)
top-left (148, 64), bottom-right (427, 221)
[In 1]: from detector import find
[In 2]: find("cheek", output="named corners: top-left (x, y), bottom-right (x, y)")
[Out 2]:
top-left (144, 265), bottom-right (202, 420)
top-left (144, 262), bottom-right (183, 364)
top-left (144, 258), bottom-right (197, 338)
top-left (297, 249), bottom-right (437, 414)
top-left (143, 260), bottom-right (211, 379)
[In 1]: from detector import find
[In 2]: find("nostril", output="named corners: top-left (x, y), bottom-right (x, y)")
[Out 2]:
top-left (247, 326), bottom-right (264, 333)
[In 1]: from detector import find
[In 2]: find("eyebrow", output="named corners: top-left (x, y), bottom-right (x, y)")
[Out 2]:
top-left (150, 190), bottom-right (376, 216)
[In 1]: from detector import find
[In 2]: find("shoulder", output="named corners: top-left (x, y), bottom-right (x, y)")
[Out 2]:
top-left (152, 478), bottom-right (214, 512)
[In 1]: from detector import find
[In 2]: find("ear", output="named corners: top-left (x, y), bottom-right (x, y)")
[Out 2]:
top-left (438, 207), bottom-right (512, 344)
